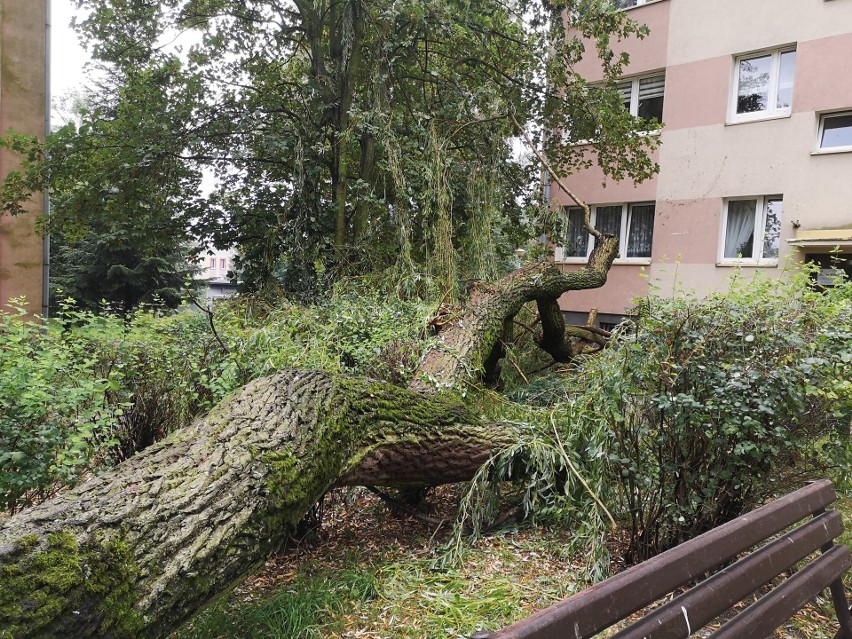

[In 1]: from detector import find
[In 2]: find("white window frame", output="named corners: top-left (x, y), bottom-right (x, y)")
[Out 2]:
top-left (815, 110), bottom-right (852, 153)
top-left (557, 203), bottom-right (655, 264)
top-left (617, 73), bottom-right (666, 122)
top-left (729, 47), bottom-right (796, 124)
top-left (718, 196), bottom-right (783, 266)
top-left (615, 0), bottom-right (662, 10)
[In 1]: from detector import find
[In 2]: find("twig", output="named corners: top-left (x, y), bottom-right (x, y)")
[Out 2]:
top-left (549, 412), bottom-right (617, 528)
top-left (501, 340), bottom-right (530, 385)
top-left (191, 298), bottom-right (231, 354)
top-left (512, 318), bottom-right (538, 337)
top-left (509, 111), bottom-right (601, 239)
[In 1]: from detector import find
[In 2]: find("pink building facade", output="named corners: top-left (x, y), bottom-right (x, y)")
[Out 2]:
top-left (0, 0), bottom-right (47, 315)
top-left (554, 0), bottom-right (852, 325)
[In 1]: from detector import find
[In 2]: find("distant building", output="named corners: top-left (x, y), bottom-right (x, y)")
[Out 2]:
top-left (198, 249), bottom-right (238, 302)
top-left (0, 0), bottom-right (48, 315)
top-left (555, 0), bottom-right (852, 327)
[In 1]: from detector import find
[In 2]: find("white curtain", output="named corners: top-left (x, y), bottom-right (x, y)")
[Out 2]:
top-left (724, 200), bottom-right (756, 258)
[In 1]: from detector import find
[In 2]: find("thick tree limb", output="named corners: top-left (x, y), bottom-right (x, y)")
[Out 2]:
top-left (411, 234), bottom-right (618, 391)
top-left (0, 371), bottom-right (513, 638)
top-left (0, 234), bottom-right (618, 639)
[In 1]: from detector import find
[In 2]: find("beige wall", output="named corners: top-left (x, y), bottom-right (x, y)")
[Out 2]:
top-left (555, 0), bottom-right (852, 316)
top-left (666, 0), bottom-right (852, 67)
top-left (0, 0), bottom-right (46, 314)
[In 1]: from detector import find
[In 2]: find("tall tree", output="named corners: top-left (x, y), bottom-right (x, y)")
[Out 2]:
top-left (2, 0), bottom-right (658, 298)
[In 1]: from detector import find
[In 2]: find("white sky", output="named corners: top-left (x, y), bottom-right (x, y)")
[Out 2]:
top-left (50, 1), bottom-right (91, 120)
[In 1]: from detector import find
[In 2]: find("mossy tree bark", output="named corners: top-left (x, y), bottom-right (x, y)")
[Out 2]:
top-left (0, 237), bottom-right (617, 639)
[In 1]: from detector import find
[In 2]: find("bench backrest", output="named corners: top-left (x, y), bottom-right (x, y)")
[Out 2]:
top-left (480, 479), bottom-right (852, 639)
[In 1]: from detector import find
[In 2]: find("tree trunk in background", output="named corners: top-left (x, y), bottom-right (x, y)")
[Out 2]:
top-left (0, 236), bottom-right (618, 639)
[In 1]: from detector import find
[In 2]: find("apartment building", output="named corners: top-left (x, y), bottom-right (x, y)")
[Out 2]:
top-left (555, 0), bottom-right (852, 326)
top-left (0, 0), bottom-right (48, 315)
top-left (198, 249), bottom-right (238, 301)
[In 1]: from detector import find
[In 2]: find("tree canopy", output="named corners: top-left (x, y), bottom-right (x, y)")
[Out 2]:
top-left (2, 0), bottom-right (659, 303)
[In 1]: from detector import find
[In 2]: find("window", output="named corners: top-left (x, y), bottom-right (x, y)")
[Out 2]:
top-left (209, 257), bottom-right (216, 269)
top-left (818, 112), bottom-right (852, 150)
top-left (614, 0), bottom-right (657, 9)
top-left (220, 258), bottom-right (227, 270)
top-left (562, 207), bottom-right (590, 258)
top-left (617, 74), bottom-right (665, 125)
top-left (560, 203), bottom-right (655, 261)
top-left (731, 48), bottom-right (796, 121)
top-left (720, 196), bottom-right (782, 264)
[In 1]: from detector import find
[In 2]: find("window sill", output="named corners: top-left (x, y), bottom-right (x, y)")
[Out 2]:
top-left (571, 128), bottom-right (660, 147)
top-left (811, 146), bottom-right (852, 156)
top-left (726, 112), bottom-right (792, 127)
top-left (555, 258), bottom-right (652, 266)
top-left (715, 261), bottom-right (779, 268)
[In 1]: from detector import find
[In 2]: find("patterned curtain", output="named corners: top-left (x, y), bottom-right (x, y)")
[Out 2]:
top-left (564, 207), bottom-right (589, 258)
top-left (627, 205), bottom-right (655, 258)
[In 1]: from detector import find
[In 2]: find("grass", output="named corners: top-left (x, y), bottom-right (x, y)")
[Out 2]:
top-left (174, 486), bottom-right (852, 639)
top-left (172, 488), bottom-right (592, 639)
top-left (176, 565), bottom-right (378, 639)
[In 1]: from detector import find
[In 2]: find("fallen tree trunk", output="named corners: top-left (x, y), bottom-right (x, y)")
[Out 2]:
top-left (0, 237), bottom-right (617, 638)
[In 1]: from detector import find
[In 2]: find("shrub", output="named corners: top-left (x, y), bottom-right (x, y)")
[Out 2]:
top-left (0, 289), bottom-right (434, 513)
top-left (583, 270), bottom-right (852, 561)
top-left (0, 303), bottom-right (120, 512)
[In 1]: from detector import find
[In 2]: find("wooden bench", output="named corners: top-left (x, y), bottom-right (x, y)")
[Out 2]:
top-left (474, 479), bottom-right (852, 639)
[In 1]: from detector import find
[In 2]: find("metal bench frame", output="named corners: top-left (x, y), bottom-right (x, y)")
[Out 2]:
top-left (476, 479), bottom-right (852, 639)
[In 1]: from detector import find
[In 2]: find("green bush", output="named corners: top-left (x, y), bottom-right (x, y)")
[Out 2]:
top-left (583, 270), bottom-right (852, 561)
top-left (0, 303), bottom-right (120, 512)
top-left (0, 289), bottom-right (433, 513)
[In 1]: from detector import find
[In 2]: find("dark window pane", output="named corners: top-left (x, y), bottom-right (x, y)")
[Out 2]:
top-left (761, 198), bottom-right (782, 260)
top-left (627, 205), bottom-right (655, 257)
top-left (595, 206), bottom-right (623, 238)
top-left (724, 200), bottom-right (757, 259)
top-left (821, 114), bottom-right (852, 148)
top-left (615, 0), bottom-right (638, 8)
top-left (737, 55), bottom-right (771, 114)
top-left (637, 75), bottom-right (665, 124)
top-left (564, 207), bottom-right (589, 257)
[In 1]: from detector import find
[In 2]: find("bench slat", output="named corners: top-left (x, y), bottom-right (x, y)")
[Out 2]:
top-left (709, 544), bottom-right (852, 639)
top-left (610, 510), bottom-right (845, 639)
top-left (488, 480), bottom-right (837, 639)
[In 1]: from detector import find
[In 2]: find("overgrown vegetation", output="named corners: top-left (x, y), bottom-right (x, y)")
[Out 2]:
top-left (595, 269), bottom-right (851, 560)
top-left (442, 267), bottom-right (851, 566)
top-left (0, 291), bottom-right (431, 513)
top-left (1, 0), bottom-right (659, 303)
top-left (1, 268), bottom-right (849, 635)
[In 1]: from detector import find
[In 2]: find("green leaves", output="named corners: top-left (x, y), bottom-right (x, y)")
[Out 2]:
top-left (0, 304), bottom-right (119, 512)
top-left (585, 269), bottom-right (852, 561)
top-left (5, 0), bottom-right (663, 299)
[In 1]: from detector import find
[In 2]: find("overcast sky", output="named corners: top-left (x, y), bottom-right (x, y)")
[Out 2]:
top-left (50, 1), bottom-right (91, 118)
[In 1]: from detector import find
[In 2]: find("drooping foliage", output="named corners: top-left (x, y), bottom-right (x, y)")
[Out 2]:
top-left (2, 0), bottom-right (658, 301)
top-left (437, 268), bottom-right (851, 568)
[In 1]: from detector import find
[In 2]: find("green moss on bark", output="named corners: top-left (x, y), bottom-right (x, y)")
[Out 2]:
top-left (0, 531), bottom-right (142, 638)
